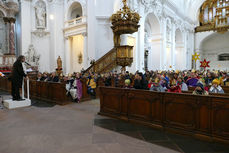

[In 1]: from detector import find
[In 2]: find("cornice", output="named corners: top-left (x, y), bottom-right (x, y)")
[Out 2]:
top-left (63, 22), bottom-right (87, 32)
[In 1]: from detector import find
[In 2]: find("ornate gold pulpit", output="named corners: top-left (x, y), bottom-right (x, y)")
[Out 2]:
top-left (116, 45), bottom-right (133, 70)
top-left (110, 0), bottom-right (140, 71)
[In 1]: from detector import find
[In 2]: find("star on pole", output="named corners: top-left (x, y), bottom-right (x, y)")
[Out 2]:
top-left (200, 59), bottom-right (210, 70)
top-left (192, 52), bottom-right (200, 63)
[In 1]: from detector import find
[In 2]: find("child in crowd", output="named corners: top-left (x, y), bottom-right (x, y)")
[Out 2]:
top-left (209, 79), bottom-right (224, 94)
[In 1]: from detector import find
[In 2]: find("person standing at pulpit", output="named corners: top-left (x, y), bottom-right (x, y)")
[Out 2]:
top-left (11, 55), bottom-right (28, 101)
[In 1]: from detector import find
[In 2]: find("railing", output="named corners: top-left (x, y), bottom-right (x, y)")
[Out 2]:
top-left (0, 55), bottom-right (16, 66)
top-left (64, 16), bottom-right (87, 28)
top-left (84, 48), bottom-right (117, 74)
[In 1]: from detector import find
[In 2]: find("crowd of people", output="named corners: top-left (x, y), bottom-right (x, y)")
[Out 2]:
top-left (35, 69), bottom-right (229, 102)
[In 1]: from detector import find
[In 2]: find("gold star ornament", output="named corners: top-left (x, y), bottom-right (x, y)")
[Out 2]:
top-left (192, 52), bottom-right (200, 62)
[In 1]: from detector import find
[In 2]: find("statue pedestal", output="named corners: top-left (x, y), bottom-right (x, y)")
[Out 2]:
top-left (3, 99), bottom-right (31, 109)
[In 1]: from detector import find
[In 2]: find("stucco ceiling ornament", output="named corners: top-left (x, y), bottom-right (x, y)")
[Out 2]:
top-left (143, 0), bottom-right (163, 21)
top-left (128, 0), bottom-right (140, 13)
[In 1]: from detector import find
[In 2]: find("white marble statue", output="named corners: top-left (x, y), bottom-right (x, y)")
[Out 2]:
top-left (25, 44), bottom-right (40, 66)
top-left (35, 0), bottom-right (46, 29)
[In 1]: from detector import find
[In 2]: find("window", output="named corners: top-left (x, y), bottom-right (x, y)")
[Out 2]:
top-left (218, 53), bottom-right (229, 61)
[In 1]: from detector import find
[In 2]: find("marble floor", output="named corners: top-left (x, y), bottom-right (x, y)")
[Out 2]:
top-left (0, 92), bottom-right (229, 153)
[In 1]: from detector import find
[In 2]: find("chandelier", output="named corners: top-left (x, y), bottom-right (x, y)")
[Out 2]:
top-left (196, 0), bottom-right (229, 33)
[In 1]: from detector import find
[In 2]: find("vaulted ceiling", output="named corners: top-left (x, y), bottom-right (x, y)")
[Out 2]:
top-left (168, 0), bottom-right (206, 23)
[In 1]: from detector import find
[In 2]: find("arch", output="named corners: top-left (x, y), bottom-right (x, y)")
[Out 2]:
top-left (0, 9), bottom-right (6, 17)
top-left (67, 2), bottom-right (82, 20)
top-left (145, 13), bottom-right (161, 34)
top-left (175, 29), bottom-right (183, 43)
top-left (144, 13), bottom-right (162, 70)
top-left (200, 32), bottom-right (229, 70)
top-left (199, 32), bottom-right (218, 49)
top-left (66, 0), bottom-right (85, 20)
top-left (193, 0), bottom-right (210, 24)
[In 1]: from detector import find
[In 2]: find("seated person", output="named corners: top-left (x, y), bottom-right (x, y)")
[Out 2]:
top-left (186, 72), bottom-right (199, 87)
top-left (40, 72), bottom-right (48, 81)
top-left (192, 83), bottom-right (209, 95)
top-left (87, 75), bottom-right (97, 98)
top-left (124, 79), bottom-right (131, 89)
top-left (168, 83), bottom-right (181, 93)
top-left (37, 72), bottom-right (42, 81)
top-left (48, 72), bottom-right (59, 82)
top-left (150, 81), bottom-right (165, 92)
top-left (124, 71), bottom-right (132, 83)
top-left (209, 79), bottom-right (224, 94)
top-left (219, 72), bottom-right (226, 86)
top-left (133, 72), bottom-right (148, 90)
top-left (204, 72), bottom-right (214, 86)
top-left (223, 73), bottom-right (229, 86)
top-left (66, 72), bottom-right (82, 102)
top-left (177, 77), bottom-right (188, 91)
top-left (148, 78), bottom-right (153, 89)
top-left (114, 74), bottom-right (120, 87)
top-left (104, 72), bottom-right (112, 86)
top-left (160, 77), bottom-right (169, 90)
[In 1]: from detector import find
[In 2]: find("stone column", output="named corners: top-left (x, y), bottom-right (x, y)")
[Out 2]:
top-left (82, 33), bottom-right (88, 69)
top-left (9, 18), bottom-right (16, 55)
top-left (3, 17), bottom-right (9, 55)
top-left (137, 5), bottom-right (145, 72)
top-left (64, 37), bottom-right (71, 74)
top-left (162, 19), bottom-right (167, 70)
top-left (171, 23), bottom-right (176, 70)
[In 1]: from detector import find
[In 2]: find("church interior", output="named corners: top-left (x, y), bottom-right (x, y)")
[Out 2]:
top-left (1, 0), bottom-right (229, 153)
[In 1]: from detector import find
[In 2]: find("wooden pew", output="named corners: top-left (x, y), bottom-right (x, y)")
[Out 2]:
top-left (99, 87), bottom-right (229, 144)
top-left (0, 77), bottom-right (91, 105)
top-left (80, 78), bottom-right (91, 101)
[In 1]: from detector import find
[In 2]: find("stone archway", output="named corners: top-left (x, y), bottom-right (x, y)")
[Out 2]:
top-left (67, 1), bottom-right (83, 20)
top-left (200, 32), bottom-right (229, 70)
top-left (145, 13), bottom-right (162, 70)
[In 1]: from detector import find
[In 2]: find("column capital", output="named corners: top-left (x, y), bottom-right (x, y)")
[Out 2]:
top-left (82, 32), bottom-right (87, 37)
top-left (3, 17), bottom-right (16, 23)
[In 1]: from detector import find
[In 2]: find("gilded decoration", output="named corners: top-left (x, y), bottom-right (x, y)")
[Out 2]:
top-left (56, 56), bottom-right (63, 76)
top-left (78, 52), bottom-right (83, 64)
top-left (84, 0), bottom-right (140, 73)
top-left (111, 0), bottom-right (140, 71)
top-left (110, 0), bottom-right (140, 46)
top-left (196, 0), bottom-right (229, 33)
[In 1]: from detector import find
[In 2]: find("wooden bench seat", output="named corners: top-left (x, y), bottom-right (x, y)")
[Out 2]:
top-left (0, 77), bottom-right (91, 105)
top-left (99, 87), bottom-right (229, 144)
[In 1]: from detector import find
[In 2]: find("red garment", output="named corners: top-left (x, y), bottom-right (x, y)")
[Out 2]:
top-left (148, 83), bottom-right (152, 89)
top-left (168, 86), bottom-right (181, 93)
